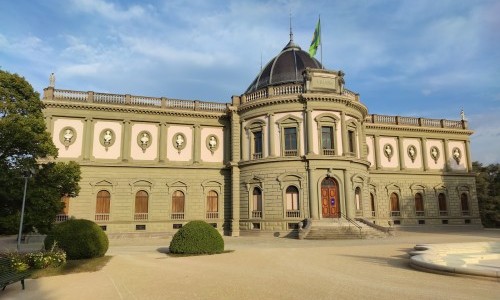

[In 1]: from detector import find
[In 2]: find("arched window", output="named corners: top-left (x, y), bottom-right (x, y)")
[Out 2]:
top-left (206, 190), bottom-right (219, 219)
top-left (390, 192), bottom-right (400, 217)
top-left (415, 193), bottom-right (424, 216)
top-left (96, 190), bottom-right (110, 221)
top-left (370, 193), bottom-right (376, 217)
top-left (135, 190), bottom-right (149, 220)
top-left (172, 190), bottom-right (185, 220)
top-left (461, 193), bottom-right (470, 216)
top-left (56, 195), bottom-right (70, 222)
top-left (355, 187), bottom-right (362, 214)
top-left (286, 186), bottom-right (300, 218)
top-left (438, 193), bottom-right (447, 216)
top-left (252, 188), bottom-right (262, 218)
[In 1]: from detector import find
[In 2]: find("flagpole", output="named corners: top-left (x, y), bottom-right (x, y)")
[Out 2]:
top-left (319, 15), bottom-right (323, 68)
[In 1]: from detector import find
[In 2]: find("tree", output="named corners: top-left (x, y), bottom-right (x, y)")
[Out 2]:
top-left (473, 161), bottom-right (500, 227)
top-left (0, 70), bottom-right (81, 234)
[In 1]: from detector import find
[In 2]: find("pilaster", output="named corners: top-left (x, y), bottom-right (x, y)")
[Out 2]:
top-left (121, 120), bottom-right (131, 162)
top-left (83, 117), bottom-right (94, 161)
top-left (268, 113), bottom-right (275, 157)
top-left (341, 111), bottom-right (347, 156)
top-left (193, 124), bottom-right (201, 164)
top-left (306, 109), bottom-right (314, 155)
top-left (398, 136), bottom-right (405, 170)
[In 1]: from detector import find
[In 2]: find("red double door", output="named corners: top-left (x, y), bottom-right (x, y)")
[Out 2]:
top-left (321, 178), bottom-right (340, 218)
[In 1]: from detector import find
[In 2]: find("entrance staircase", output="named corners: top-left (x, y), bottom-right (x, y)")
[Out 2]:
top-left (301, 218), bottom-right (389, 240)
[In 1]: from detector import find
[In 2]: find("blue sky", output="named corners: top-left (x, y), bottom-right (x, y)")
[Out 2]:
top-left (1, 0), bottom-right (499, 163)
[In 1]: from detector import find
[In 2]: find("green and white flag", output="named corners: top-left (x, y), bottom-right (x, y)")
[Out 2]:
top-left (309, 18), bottom-right (321, 57)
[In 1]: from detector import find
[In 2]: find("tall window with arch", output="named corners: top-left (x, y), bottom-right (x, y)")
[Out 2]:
top-left (286, 186), bottom-right (300, 218)
top-left (460, 193), bottom-right (470, 216)
top-left (390, 192), bottom-right (400, 217)
top-left (252, 187), bottom-right (262, 218)
top-left (415, 193), bottom-right (424, 216)
top-left (438, 193), bottom-right (447, 216)
top-left (134, 190), bottom-right (149, 221)
top-left (370, 193), bottom-right (376, 217)
top-left (355, 187), bottom-right (362, 216)
top-left (95, 190), bottom-right (110, 221)
top-left (206, 190), bottom-right (219, 219)
top-left (171, 190), bottom-right (185, 220)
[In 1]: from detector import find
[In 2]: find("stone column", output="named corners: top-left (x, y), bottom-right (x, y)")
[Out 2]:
top-left (193, 124), bottom-right (201, 164)
top-left (83, 118), bottom-right (94, 161)
top-left (45, 115), bottom-right (53, 136)
top-left (306, 109), bottom-right (314, 155)
top-left (229, 109), bottom-right (241, 236)
top-left (421, 138), bottom-right (429, 171)
top-left (241, 120), bottom-right (248, 161)
top-left (268, 114), bottom-right (275, 157)
top-left (374, 135), bottom-right (381, 170)
top-left (359, 123), bottom-right (367, 160)
top-left (158, 123), bottom-right (168, 163)
top-left (341, 112), bottom-right (348, 156)
top-left (443, 139), bottom-right (450, 171)
top-left (398, 136), bottom-right (405, 170)
top-left (344, 171), bottom-right (354, 219)
top-left (121, 120), bottom-right (131, 162)
top-left (465, 140), bottom-right (473, 172)
top-left (308, 166), bottom-right (319, 219)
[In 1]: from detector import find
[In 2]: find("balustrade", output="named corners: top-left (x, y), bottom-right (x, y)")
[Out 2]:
top-left (286, 210), bottom-right (301, 218)
top-left (55, 214), bottom-right (69, 222)
top-left (131, 96), bottom-right (161, 107)
top-left (171, 213), bottom-right (184, 220)
top-left (134, 213), bottom-right (148, 221)
top-left (206, 212), bottom-right (219, 219)
top-left (95, 213), bottom-right (110, 221)
top-left (252, 211), bottom-right (262, 218)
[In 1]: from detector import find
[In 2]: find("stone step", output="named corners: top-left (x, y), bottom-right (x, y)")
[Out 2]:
top-left (304, 219), bottom-right (388, 240)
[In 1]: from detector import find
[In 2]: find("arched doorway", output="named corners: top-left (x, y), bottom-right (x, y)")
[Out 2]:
top-left (321, 177), bottom-right (340, 218)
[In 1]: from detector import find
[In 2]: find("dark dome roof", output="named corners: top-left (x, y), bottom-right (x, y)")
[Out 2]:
top-left (245, 40), bottom-right (322, 94)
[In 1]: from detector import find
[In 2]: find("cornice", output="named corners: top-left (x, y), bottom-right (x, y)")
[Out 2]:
top-left (43, 101), bottom-right (229, 120)
top-left (237, 93), bottom-right (368, 116)
top-left (365, 123), bottom-right (474, 135)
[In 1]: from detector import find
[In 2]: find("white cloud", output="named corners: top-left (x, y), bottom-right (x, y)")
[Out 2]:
top-left (69, 0), bottom-right (147, 21)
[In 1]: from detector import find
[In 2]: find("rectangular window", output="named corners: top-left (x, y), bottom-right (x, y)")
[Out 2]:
top-left (253, 131), bottom-right (262, 159)
top-left (347, 130), bottom-right (355, 155)
top-left (321, 126), bottom-right (334, 155)
top-left (284, 127), bottom-right (297, 156)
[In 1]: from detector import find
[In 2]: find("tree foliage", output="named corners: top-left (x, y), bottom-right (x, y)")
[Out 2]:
top-left (473, 161), bottom-right (500, 227)
top-left (0, 70), bottom-right (81, 234)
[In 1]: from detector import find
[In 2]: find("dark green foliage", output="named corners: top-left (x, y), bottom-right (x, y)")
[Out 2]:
top-left (169, 221), bottom-right (224, 255)
top-left (473, 162), bottom-right (500, 227)
top-left (0, 70), bottom-right (81, 234)
top-left (44, 219), bottom-right (109, 260)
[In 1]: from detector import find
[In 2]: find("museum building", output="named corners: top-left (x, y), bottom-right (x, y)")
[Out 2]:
top-left (42, 35), bottom-right (480, 237)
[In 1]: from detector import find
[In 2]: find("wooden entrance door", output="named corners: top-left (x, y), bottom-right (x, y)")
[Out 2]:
top-left (321, 177), bottom-right (340, 218)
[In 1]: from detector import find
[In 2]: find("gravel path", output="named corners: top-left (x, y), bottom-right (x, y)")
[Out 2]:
top-left (1, 228), bottom-right (499, 300)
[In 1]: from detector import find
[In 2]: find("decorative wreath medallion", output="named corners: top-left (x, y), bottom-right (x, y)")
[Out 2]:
top-left (59, 127), bottom-right (76, 150)
top-left (172, 132), bottom-right (187, 153)
top-left (383, 144), bottom-right (394, 162)
top-left (407, 145), bottom-right (417, 163)
top-left (205, 134), bottom-right (219, 154)
top-left (137, 131), bottom-right (152, 153)
top-left (452, 147), bottom-right (461, 164)
top-left (430, 146), bottom-right (440, 163)
top-left (99, 129), bottom-right (115, 151)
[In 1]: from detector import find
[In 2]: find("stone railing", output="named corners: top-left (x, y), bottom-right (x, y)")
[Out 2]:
top-left (45, 88), bottom-right (227, 113)
top-left (241, 83), bottom-right (358, 103)
top-left (365, 114), bottom-right (468, 129)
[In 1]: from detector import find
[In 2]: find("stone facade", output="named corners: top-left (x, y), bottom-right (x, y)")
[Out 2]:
top-left (42, 39), bottom-right (480, 236)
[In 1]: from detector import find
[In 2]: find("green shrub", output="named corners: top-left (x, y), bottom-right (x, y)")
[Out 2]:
top-left (44, 219), bottom-right (108, 260)
top-left (169, 221), bottom-right (224, 255)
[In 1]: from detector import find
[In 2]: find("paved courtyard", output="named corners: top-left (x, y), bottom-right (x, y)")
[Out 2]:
top-left (1, 227), bottom-right (499, 300)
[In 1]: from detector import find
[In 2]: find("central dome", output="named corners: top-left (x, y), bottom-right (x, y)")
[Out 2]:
top-left (245, 40), bottom-right (323, 94)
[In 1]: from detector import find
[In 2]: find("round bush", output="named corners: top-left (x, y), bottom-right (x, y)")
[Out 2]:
top-left (169, 221), bottom-right (224, 255)
top-left (44, 219), bottom-right (108, 260)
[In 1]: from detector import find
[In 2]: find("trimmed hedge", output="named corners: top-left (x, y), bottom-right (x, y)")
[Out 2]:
top-left (169, 221), bottom-right (224, 255)
top-left (44, 219), bottom-right (108, 260)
